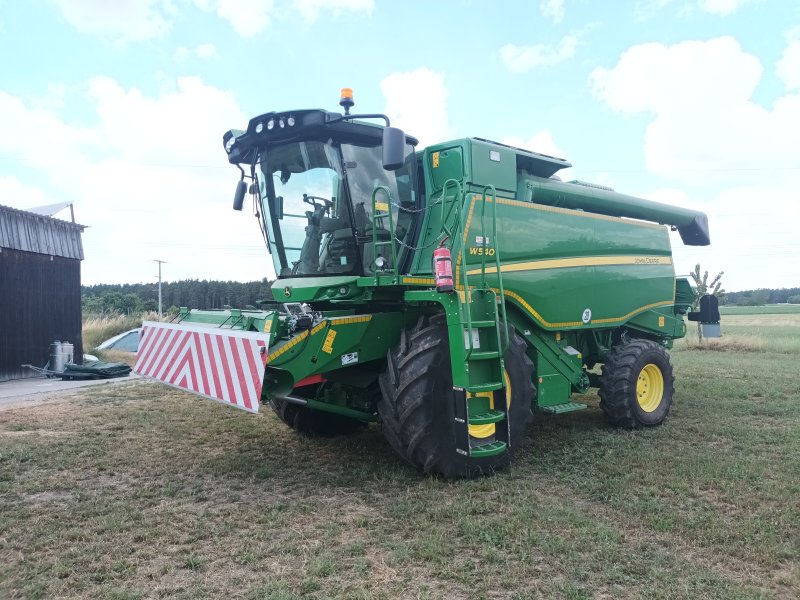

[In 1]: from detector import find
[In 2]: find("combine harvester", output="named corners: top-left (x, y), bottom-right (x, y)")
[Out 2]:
top-left (135, 89), bottom-right (718, 477)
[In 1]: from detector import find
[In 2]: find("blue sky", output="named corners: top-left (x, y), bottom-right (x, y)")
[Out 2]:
top-left (1, 0), bottom-right (799, 291)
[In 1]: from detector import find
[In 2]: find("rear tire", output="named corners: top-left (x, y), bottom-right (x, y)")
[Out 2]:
top-left (378, 315), bottom-right (534, 478)
top-left (598, 339), bottom-right (675, 428)
top-left (269, 398), bottom-right (364, 437)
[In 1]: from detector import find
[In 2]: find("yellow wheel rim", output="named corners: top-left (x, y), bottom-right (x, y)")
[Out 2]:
top-left (636, 363), bottom-right (664, 413)
top-left (468, 370), bottom-right (511, 439)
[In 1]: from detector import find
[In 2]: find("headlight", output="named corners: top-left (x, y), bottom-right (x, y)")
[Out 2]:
top-left (255, 122), bottom-right (264, 133)
top-left (287, 116), bottom-right (295, 127)
top-left (375, 256), bottom-right (387, 269)
top-left (267, 119), bottom-right (275, 130)
top-left (225, 137), bottom-right (235, 153)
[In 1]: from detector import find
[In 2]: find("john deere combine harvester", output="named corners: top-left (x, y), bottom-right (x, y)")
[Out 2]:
top-left (135, 89), bottom-right (715, 478)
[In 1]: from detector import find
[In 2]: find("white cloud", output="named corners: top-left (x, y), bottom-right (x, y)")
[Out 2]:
top-left (589, 36), bottom-right (800, 185)
top-left (501, 131), bottom-right (566, 160)
top-left (777, 41), bottom-right (800, 90)
top-left (174, 43), bottom-right (218, 62)
top-left (174, 46), bottom-right (191, 62)
top-left (540, 0), bottom-right (565, 23)
top-left (0, 79), bottom-right (275, 284)
top-left (51, 0), bottom-right (173, 42)
top-left (294, 0), bottom-right (374, 22)
top-left (195, 43), bottom-right (217, 59)
top-left (500, 35), bottom-right (579, 73)
top-left (651, 186), bottom-right (800, 290)
top-left (0, 176), bottom-right (54, 209)
top-left (213, 0), bottom-right (274, 37)
top-left (697, 0), bottom-right (748, 15)
top-left (590, 36), bottom-right (800, 289)
top-left (502, 130), bottom-right (573, 180)
top-left (380, 68), bottom-right (450, 149)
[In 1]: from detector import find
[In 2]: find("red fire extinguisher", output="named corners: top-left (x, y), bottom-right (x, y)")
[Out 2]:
top-left (433, 241), bottom-right (454, 293)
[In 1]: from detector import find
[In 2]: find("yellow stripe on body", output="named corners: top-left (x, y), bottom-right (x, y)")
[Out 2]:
top-left (465, 255), bottom-right (673, 276)
top-left (402, 277), bottom-right (436, 286)
top-left (267, 315), bottom-right (373, 362)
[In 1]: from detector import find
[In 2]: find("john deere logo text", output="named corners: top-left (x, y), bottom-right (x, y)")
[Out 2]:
top-left (634, 257), bottom-right (661, 265)
top-left (284, 286), bottom-right (291, 297)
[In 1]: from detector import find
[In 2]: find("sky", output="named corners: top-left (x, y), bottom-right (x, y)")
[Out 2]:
top-left (1, 0), bottom-right (799, 292)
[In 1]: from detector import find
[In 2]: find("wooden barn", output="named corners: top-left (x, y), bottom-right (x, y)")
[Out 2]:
top-left (0, 203), bottom-right (86, 379)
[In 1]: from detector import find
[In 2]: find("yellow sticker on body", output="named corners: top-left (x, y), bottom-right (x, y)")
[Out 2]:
top-left (322, 329), bottom-right (337, 354)
top-left (432, 152), bottom-right (440, 168)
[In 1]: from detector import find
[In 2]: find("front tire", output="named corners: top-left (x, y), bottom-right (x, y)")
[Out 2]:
top-left (378, 315), bottom-right (534, 478)
top-left (598, 339), bottom-right (675, 428)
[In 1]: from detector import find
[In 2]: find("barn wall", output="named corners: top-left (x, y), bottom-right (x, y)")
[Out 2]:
top-left (0, 248), bottom-right (83, 379)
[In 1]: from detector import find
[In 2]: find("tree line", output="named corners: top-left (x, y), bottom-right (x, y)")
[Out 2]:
top-left (82, 279), bottom-right (275, 316)
top-left (82, 279), bottom-right (800, 316)
top-left (724, 287), bottom-right (800, 306)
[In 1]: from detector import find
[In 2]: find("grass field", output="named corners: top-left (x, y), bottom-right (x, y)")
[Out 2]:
top-left (720, 304), bottom-right (800, 315)
top-left (1, 314), bottom-right (798, 599)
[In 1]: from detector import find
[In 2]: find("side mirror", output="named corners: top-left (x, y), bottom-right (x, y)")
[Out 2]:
top-left (382, 126), bottom-right (406, 171)
top-left (233, 180), bottom-right (247, 211)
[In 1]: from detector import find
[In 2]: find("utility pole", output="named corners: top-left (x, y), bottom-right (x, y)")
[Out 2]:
top-left (152, 260), bottom-right (166, 316)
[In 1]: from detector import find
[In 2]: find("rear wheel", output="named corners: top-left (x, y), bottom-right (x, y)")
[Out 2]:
top-left (598, 339), bottom-right (675, 428)
top-left (378, 315), bottom-right (534, 478)
top-left (269, 398), bottom-right (364, 437)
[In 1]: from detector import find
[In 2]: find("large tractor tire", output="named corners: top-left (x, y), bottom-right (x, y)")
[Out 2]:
top-left (269, 398), bottom-right (364, 437)
top-left (378, 315), bottom-right (534, 478)
top-left (598, 339), bottom-right (675, 428)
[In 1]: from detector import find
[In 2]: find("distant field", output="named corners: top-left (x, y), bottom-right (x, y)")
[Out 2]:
top-left (720, 304), bottom-right (800, 315)
top-left (1, 313), bottom-right (798, 599)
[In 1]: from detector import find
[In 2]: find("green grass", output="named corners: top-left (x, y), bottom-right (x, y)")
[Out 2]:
top-left (1, 314), bottom-right (798, 599)
top-left (82, 313), bottom-right (167, 352)
top-left (720, 304), bottom-right (800, 315)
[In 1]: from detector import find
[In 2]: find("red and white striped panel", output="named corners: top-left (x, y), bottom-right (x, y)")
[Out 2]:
top-left (134, 321), bottom-right (270, 413)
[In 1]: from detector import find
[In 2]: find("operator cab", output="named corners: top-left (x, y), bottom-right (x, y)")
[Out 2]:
top-left (223, 90), bottom-right (420, 280)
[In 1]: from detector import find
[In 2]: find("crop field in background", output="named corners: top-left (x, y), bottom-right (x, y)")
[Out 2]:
top-left (1, 313), bottom-right (798, 599)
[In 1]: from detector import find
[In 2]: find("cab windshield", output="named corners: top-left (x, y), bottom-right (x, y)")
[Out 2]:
top-left (258, 138), bottom-right (416, 278)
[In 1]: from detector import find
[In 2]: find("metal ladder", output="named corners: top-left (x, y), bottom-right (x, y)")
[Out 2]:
top-left (451, 186), bottom-right (512, 458)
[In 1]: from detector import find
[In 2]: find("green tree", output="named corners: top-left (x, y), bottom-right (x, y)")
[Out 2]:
top-left (689, 264), bottom-right (725, 342)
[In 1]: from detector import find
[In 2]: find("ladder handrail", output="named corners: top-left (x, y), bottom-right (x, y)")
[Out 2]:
top-left (439, 179), bottom-right (464, 241)
top-left (370, 185), bottom-right (398, 284)
top-left (480, 185), bottom-right (509, 354)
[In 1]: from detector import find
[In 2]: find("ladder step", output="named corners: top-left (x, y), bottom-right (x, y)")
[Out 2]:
top-left (468, 410), bottom-right (505, 425)
top-left (468, 350), bottom-right (501, 361)
top-left (465, 382), bottom-right (503, 393)
top-left (470, 440), bottom-right (507, 458)
top-left (467, 320), bottom-right (497, 328)
top-left (541, 402), bottom-right (588, 414)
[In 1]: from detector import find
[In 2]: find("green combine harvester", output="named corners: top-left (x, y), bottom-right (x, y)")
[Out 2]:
top-left (148, 89), bottom-right (717, 478)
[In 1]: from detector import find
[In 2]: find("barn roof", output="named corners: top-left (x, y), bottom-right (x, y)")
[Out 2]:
top-left (0, 204), bottom-right (86, 260)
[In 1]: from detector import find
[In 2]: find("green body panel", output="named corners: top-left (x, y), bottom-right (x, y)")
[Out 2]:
top-left (275, 275), bottom-right (365, 303)
top-left (453, 192), bottom-right (676, 332)
top-left (174, 306), bottom-right (274, 333)
top-left (262, 311), bottom-right (404, 397)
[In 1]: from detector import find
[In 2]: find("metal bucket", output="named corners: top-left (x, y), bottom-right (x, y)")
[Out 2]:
top-left (61, 341), bottom-right (74, 365)
top-left (50, 340), bottom-right (64, 373)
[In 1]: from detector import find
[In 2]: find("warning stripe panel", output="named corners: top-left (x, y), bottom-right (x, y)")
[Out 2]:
top-left (133, 321), bottom-right (270, 413)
